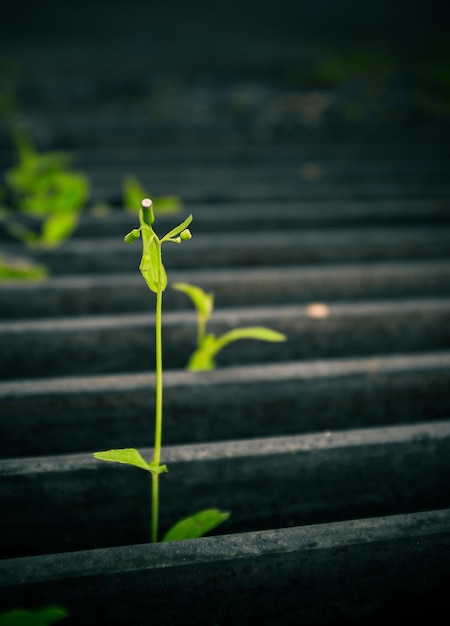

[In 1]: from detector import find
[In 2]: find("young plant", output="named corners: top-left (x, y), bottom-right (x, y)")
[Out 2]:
top-left (173, 282), bottom-right (287, 371)
top-left (93, 198), bottom-right (229, 543)
top-left (0, 125), bottom-right (89, 249)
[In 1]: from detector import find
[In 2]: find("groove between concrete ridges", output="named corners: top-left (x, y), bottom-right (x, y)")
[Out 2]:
top-left (2, 199), bottom-right (449, 245)
top-left (2, 296), bottom-right (450, 333)
top-left (77, 198), bottom-right (450, 234)
top-left (54, 198), bottom-right (450, 238)
top-left (3, 225), bottom-right (450, 275)
top-left (1, 419), bottom-right (449, 475)
top-left (1, 297), bottom-right (450, 379)
top-left (65, 157), bottom-right (450, 178)
top-left (4, 135), bottom-right (450, 161)
top-left (89, 180), bottom-right (450, 203)
top-left (1, 351), bottom-right (449, 455)
top-left (2, 260), bottom-right (450, 318)
top-left (0, 420), bottom-right (449, 562)
top-left (2, 351), bottom-right (450, 397)
top-left (0, 507), bottom-right (448, 624)
top-left (0, 507), bottom-right (448, 583)
top-left (86, 175), bottom-right (450, 202)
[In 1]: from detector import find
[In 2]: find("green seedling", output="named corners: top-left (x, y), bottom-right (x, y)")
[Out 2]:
top-left (173, 282), bottom-right (287, 371)
top-left (93, 198), bottom-right (229, 543)
top-left (0, 606), bottom-right (68, 625)
top-left (0, 125), bottom-right (89, 249)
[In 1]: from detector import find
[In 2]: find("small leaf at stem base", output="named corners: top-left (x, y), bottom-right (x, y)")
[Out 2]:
top-left (162, 508), bottom-right (230, 542)
top-left (0, 605), bottom-right (68, 625)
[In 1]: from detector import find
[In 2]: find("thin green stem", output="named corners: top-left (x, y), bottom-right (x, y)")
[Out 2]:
top-left (154, 285), bottom-right (163, 467)
top-left (151, 277), bottom-right (164, 543)
top-left (151, 472), bottom-right (159, 544)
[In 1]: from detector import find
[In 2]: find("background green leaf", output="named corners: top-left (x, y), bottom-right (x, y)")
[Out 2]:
top-left (123, 176), bottom-right (182, 214)
top-left (0, 606), bottom-right (68, 625)
top-left (0, 255), bottom-right (47, 280)
top-left (187, 327), bottom-right (287, 371)
top-left (173, 282), bottom-right (214, 319)
top-left (40, 212), bottom-right (80, 248)
top-left (218, 327), bottom-right (287, 344)
top-left (162, 509), bottom-right (230, 542)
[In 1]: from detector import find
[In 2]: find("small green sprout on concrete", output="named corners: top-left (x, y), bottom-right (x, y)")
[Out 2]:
top-left (0, 606), bottom-right (68, 625)
top-left (93, 198), bottom-right (229, 543)
top-left (173, 282), bottom-right (287, 371)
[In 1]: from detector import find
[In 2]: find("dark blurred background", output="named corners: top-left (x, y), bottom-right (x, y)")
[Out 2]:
top-left (1, 0), bottom-right (450, 138)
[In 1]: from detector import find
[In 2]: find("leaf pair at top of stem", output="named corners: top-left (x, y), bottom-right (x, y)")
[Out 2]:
top-left (123, 197), bottom-right (192, 294)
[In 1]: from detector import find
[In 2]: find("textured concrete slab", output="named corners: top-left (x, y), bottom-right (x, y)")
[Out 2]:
top-left (2, 260), bottom-right (450, 318)
top-left (0, 420), bottom-right (449, 558)
top-left (1, 352), bottom-right (450, 456)
top-left (0, 508), bottom-right (449, 624)
top-left (1, 297), bottom-right (450, 378)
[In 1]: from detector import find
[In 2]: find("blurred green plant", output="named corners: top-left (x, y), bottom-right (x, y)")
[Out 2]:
top-left (0, 606), bottom-right (68, 625)
top-left (0, 58), bottom-right (88, 248)
top-left (0, 253), bottom-right (47, 279)
top-left (173, 282), bottom-right (287, 371)
top-left (0, 126), bottom-right (90, 248)
top-left (123, 175), bottom-right (182, 215)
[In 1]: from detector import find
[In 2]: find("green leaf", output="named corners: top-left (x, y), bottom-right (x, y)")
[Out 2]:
top-left (162, 509), bottom-right (230, 542)
top-left (0, 255), bottom-right (47, 281)
top-left (93, 448), bottom-right (153, 472)
top-left (0, 606), bottom-right (68, 625)
top-left (122, 177), bottom-right (182, 215)
top-left (93, 449), bottom-right (168, 475)
top-left (17, 171), bottom-right (88, 215)
top-left (152, 196), bottom-right (182, 214)
top-left (220, 327), bottom-right (287, 343)
top-left (123, 175), bottom-right (149, 212)
top-left (34, 607), bottom-right (68, 626)
top-left (40, 211), bottom-right (80, 248)
top-left (173, 282), bottom-right (214, 319)
top-left (139, 237), bottom-right (167, 293)
top-left (187, 327), bottom-right (286, 371)
top-left (161, 214), bottom-right (193, 241)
